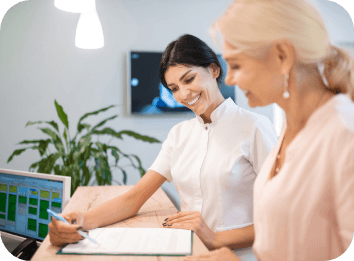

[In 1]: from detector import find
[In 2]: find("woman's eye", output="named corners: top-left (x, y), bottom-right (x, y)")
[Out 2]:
top-left (231, 65), bottom-right (239, 70)
top-left (171, 87), bottom-right (177, 93)
top-left (185, 76), bottom-right (195, 83)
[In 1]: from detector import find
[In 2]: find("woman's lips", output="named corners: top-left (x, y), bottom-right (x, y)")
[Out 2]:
top-left (187, 93), bottom-right (201, 106)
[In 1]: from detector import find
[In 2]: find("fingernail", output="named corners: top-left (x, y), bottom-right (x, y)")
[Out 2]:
top-left (162, 222), bottom-right (166, 226)
top-left (167, 224), bottom-right (172, 227)
top-left (164, 218), bottom-right (169, 221)
top-left (76, 226), bottom-right (83, 231)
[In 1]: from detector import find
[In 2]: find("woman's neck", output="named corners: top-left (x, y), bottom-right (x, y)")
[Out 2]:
top-left (200, 92), bottom-right (226, 124)
top-left (279, 80), bottom-right (335, 138)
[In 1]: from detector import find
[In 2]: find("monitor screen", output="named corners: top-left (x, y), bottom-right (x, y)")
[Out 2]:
top-left (128, 51), bottom-right (236, 115)
top-left (0, 172), bottom-right (64, 241)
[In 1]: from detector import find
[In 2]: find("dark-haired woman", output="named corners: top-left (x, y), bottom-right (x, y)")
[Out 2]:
top-left (48, 34), bottom-right (277, 260)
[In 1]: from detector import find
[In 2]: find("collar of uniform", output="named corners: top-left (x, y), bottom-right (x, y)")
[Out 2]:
top-left (195, 98), bottom-right (235, 125)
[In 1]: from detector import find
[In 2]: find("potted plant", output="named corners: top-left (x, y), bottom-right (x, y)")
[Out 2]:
top-left (7, 100), bottom-right (160, 196)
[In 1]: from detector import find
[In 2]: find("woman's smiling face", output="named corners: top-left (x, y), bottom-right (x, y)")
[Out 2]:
top-left (223, 40), bottom-right (284, 108)
top-left (164, 64), bottom-right (221, 118)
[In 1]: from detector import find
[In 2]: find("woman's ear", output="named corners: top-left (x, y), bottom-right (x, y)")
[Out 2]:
top-left (209, 63), bottom-right (221, 79)
top-left (274, 40), bottom-right (295, 74)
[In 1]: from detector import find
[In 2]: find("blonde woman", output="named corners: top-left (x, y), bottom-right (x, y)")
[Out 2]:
top-left (185, 0), bottom-right (354, 260)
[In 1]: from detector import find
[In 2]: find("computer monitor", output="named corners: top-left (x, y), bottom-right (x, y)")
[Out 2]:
top-left (0, 169), bottom-right (71, 243)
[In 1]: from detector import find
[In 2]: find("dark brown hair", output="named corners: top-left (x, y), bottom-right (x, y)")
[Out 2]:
top-left (159, 34), bottom-right (223, 89)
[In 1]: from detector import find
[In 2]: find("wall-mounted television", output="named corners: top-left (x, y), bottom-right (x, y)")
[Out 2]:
top-left (127, 51), bottom-right (235, 115)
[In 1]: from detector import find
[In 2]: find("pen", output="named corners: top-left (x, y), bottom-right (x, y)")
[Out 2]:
top-left (47, 209), bottom-right (99, 245)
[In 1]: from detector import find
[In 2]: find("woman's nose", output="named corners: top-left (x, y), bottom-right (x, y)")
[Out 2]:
top-left (225, 72), bottom-right (235, 86)
top-left (180, 87), bottom-right (191, 100)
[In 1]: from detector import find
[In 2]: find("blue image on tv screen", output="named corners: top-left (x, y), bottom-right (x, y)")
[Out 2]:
top-left (129, 51), bottom-right (236, 115)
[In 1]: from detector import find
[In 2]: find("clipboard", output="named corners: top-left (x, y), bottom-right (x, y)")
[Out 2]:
top-left (56, 228), bottom-right (193, 256)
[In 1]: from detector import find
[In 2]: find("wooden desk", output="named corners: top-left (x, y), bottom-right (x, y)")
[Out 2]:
top-left (31, 186), bottom-right (209, 260)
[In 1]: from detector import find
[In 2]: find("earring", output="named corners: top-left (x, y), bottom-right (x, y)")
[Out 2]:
top-left (283, 74), bottom-right (290, 99)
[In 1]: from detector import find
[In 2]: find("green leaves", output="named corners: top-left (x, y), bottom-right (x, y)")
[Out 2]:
top-left (55, 100), bottom-right (69, 129)
top-left (81, 164), bottom-right (91, 186)
top-left (77, 105), bottom-right (115, 133)
top-left (17, 139), bottom-right (51, 156)
top-left (26, 121), bottom-right (42, 127)
top-left (130, 154), bottom-right (146, 177)
top-left (37, 153), bottom-right (60, 174)
top-left (94, 152), bottom-right (112, 186)
top-left (91, 115), bottom-right (117, 131)
top-left (111, 148), bottom-right (119, 165)
top-left (117, 166), bottom-right (127, 185)
top-left (40, 128), bottom-right (59, 141)
top-left (117, 130), bottom-right (161, 143)
top-left (77, 123), bottom-right (90, 134)
top-left (39, 128), bottom-right (65, 154)
top-left (63, 128), bottom-right (69, 152)
top-left (92, 128), bottom-right (160, 143)
top-left (29, 162), bottom-right (40, 172)
top-left (46, 121), bottom-right (59, 133)
top-left (7, 149), bottom-right (27, 163)
top-left (8, 101), bottom-right (159, 196)
top-left (37, 139), bottom-right (51, 156)
top-left (92, 127), bottom-right (122, 139)
top-left (18, 140), bottom-right (44, 145)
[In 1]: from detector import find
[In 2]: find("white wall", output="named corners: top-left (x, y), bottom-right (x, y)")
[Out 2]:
top-left (0, 0), bottom-right (353, 209)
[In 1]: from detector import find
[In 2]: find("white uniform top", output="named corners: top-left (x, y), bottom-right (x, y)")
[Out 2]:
top-left (253, 94), bottom-right (354, 261)
top-left (149, 98), bottom-right (277, 260)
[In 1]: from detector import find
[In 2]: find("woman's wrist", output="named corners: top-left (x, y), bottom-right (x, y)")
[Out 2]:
top-left (200, 229), bottom-right (218, 250)
top-left (209, 225), bottom-right (255, 250)
top-left (209, 232), bottom-right (221, 250)
top-left (82, 210), bottom-right (99, 230)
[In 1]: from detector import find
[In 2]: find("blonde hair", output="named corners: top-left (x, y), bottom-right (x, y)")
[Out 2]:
top-left (211, 0), bottom-right (354, 101)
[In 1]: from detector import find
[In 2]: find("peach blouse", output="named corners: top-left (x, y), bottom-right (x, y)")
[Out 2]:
top-left (253, 94), bottom-right (354, 261)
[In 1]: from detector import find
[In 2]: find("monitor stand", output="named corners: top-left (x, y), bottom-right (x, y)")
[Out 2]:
top-left (1, 232), bottom-right (40, 260)
top-left (1, 232), bottom-right (22, 252)
top-left (11, 237), bottom-right (39, 259)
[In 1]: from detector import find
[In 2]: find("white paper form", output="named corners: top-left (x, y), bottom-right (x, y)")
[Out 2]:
top-left (61, 227), bottom-right (192, 255)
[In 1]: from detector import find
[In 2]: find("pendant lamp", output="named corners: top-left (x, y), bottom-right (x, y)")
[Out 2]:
top-left (75, 10), bottom-right (104, 49)
top-left (54, 0), bottom-right (96, 13)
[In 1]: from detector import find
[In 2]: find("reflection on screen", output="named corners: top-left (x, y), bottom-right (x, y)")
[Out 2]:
top-left (0, 173), bottom-right (63, 241)
top-left (129, 52), bottom-right (236, 115)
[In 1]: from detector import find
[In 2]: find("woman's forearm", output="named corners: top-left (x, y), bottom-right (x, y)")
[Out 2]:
top-left (211, 224), bottom-right (254, 250)
top-left (82, 193), bottom-right (139, 230)
top-left (81, 170), bottom-right (167, 230)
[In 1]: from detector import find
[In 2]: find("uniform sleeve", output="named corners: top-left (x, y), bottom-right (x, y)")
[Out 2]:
top-left (249, 117), bottom-right (278, 175)
top-left (148, 127), bottom-right (176, 183)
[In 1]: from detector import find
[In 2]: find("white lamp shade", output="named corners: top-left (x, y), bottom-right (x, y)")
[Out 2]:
top-left (54, 0), bottom-right (96, 13)
top-left (75, 10), bottom-right (104, 49)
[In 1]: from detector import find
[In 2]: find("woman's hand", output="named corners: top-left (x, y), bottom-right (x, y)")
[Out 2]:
top-left (184, 247), bottom-right (242, 261)
top-left (48, 211), bottom-right (87, 246)
top-left (163, 211), bottom-right (216, 249)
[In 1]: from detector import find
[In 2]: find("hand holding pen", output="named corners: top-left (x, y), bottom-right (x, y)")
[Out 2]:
top-left (47, 209), bottom-right (99, 246)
